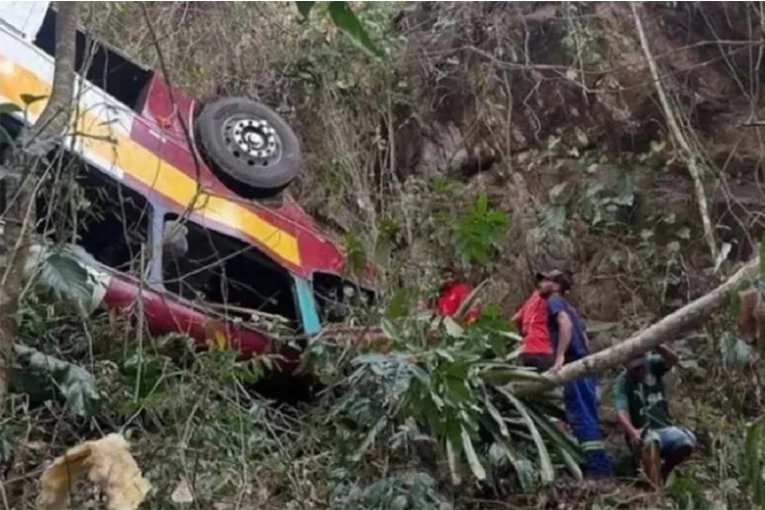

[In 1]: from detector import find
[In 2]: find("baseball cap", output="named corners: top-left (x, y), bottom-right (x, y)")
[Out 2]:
top-left (535, 269), bottom-right (574, 291)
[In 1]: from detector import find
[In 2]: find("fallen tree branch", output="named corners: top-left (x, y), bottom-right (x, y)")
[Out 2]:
top-left (512, 258), bottom-right (760, 396)
top-left (631, 2), bottom-right (718, 263)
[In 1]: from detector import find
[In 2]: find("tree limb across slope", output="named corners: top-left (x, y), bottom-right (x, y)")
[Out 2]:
top-left (511, 258), bottom-right (760, 396)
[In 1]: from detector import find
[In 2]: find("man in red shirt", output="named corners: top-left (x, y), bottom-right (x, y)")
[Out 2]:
top-left (512, 274), bottom-right (555, 372)
top-left (435, 270), bottom-right (481, 324)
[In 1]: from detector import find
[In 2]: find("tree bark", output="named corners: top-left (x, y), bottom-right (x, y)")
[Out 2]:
top-left (512, 258), bottom-right (760, 396)
top-left (29, 2), bottom-right (79, 139)
top-left (0, 1), bottom-right (79, 416)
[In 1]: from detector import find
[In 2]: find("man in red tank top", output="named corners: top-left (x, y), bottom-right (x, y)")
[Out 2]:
top-left (512, 274), bottom-right (555, 372)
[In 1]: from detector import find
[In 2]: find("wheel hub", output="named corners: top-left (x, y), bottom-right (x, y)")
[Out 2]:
top-left (224, 116), bottom-right (280, 165)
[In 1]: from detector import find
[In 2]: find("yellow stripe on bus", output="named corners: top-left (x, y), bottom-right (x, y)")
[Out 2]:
top-left (0, 54), bottom-right (301, 266)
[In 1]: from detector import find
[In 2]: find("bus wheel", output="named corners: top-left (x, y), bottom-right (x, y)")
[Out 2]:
top-left (195, 98), bottom-right (301, 197)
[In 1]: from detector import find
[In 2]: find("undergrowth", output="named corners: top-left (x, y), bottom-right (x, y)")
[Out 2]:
top-left (5, 275), bottom-right (759, 509)
top-left (2, 282), bottom-right (580, 509)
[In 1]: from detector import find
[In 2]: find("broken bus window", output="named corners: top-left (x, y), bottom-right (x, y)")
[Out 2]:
top-left (161, 214), bottom-right (300, 329)
top-left (312, 272), bottom-right (374, 324)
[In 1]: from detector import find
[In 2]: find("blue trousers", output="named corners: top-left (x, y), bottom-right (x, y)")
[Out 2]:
top-left (563, 376), bottom-right (613, 478)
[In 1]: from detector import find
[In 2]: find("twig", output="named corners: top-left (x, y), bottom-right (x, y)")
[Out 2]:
top-left (631, 1), bottom-right (719, 263)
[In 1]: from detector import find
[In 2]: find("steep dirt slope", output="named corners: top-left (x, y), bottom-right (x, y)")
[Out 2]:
top-left (383, 2), bottom-right (765, 325)
top-left (82, 1), bottom-right (765, 333)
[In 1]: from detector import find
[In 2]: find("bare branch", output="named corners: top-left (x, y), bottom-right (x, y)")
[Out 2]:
top-left (631, 1), bottom-right (718, 263)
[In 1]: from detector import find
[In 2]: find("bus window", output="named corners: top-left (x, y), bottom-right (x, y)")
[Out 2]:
top-left (161, 215), bottom-right (300, 329)
top-left (35, 153), bottom-right (152, 275)
top-left (312, 272), bottom-right (375, 323)
top-left (2, 96), bottom-right (152, 276)
top-left (33, 6), bottom-right (153, 112)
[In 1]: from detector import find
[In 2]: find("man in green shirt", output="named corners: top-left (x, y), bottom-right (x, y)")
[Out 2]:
top-left (613, 344), bottom-right (695, 487)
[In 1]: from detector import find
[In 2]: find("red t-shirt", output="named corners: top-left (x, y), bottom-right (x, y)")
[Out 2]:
top-left (515, 291), bottom-right (553, 355)
top-left (436, 282), bottom-right (481, 323)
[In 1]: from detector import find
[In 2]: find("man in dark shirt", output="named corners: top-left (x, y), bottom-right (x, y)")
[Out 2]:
top-left (614, 345), bottom-right (695, 487)
top-left (538, 269), bottom-right (612, 478)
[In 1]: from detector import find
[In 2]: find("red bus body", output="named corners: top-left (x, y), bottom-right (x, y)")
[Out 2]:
top-left (0, 5), bottom-right (375, 363)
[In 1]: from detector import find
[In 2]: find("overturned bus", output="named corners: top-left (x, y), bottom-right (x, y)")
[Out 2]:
top-left (0, 2), bottom-right (375, 362)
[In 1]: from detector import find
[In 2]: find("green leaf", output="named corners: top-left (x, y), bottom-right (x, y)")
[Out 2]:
top-left (341, 231), bottom-right (367, 276)
top-left (445, 438), bottom-right (461, 486)
top-left (556, 447), bottom-right (583, 481)
top-left (386, 288), bottom-right (415, 319)
top-left (0, 103), bottom-right (22, 115)
top-left (612, 172), bottom-right (635, 206)
top-left (484, 395), bottom-right (509, 438)
top-left (460, 426), bottom-right (486, 481)
top-left (760, 232), bottom-right (765, 279)
top-left (20, 93), bottom-right (47, 106)
top-left (542, 206), bottom-right (567, 231)
top-left (33, 249), bottom-right (93, 306)
top-left (328, 1), bottom-right (384, 58)
top-left (495, 441), bottom-right (535, 491)
top-left (741, 419), bottom-right (765, 506)
top-left (524, 401), bottom-right (583, 463)
top-left (351, 415), bottom-right (388, 462)
top-left (476, 193), bottom-right (488, 214)
top-left (442, 316), bottom-right (463, 338)
top-left (14, 344), bottom-right (99, 418)
top-left (497, 388), bottom-right (555, 484)
top-left (296, 1), bottom-right (315, 19)
top-left (720, 332), bottom-right (753, 371)
top-left (482, 417), bottom-right (537, 490)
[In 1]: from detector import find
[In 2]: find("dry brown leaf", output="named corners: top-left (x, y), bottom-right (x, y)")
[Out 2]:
top-left (37, 433), bottom-right (151, 510)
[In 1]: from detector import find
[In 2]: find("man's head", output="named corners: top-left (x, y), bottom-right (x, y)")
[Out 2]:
top-left (535, 269), bottom-right (573, 297)
top-left (625, 354), bottom-right (647, 381)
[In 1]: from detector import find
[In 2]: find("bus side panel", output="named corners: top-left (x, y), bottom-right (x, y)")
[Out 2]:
top-left (103, 276), bottom-right (276, 359)
top-left (0, 2), bottom-right (48, 41)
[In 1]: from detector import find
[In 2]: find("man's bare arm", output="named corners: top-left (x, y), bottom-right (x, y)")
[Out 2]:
top-left (617, 410), bottom-right (641, 445)
top-left (655, 344), bottom-right (679, 368)
top-left (738, 289), bottom-right (759, 340)
top-left (551, 312), bottom-right (572, 371)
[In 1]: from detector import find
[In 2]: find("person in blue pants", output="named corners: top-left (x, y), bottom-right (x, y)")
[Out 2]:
top-left (537, 269), bottom-right (613, 478)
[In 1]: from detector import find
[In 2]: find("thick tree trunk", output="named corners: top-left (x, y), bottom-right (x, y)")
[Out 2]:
top-left (0, 1), bottom-right (79, 416)
top-left (513, 258), bottom-right (760, 396)
top-left (29, 2), bottom-right (78, 138)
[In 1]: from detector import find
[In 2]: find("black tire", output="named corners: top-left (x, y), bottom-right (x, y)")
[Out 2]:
top-left (195, 97), bottom-right (301, 195)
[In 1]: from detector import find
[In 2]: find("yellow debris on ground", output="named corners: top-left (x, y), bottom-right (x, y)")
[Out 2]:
top-left (37, 433), bottom-right (151, 510)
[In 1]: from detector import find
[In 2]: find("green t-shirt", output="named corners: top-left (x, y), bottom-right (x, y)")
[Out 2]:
top-left (613, 354), bottom-right (671, 430)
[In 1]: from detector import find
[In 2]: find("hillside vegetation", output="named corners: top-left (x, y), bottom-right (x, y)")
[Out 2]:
top-left (4, 2), bottom-right (765, 509)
